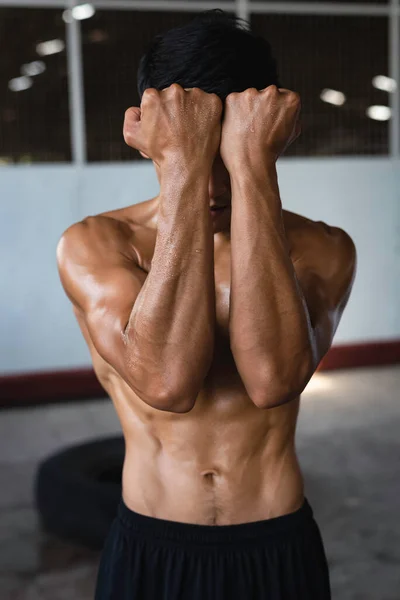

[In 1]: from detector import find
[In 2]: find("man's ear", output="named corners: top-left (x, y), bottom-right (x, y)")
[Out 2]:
top-left (139, 150), bottom-right (150, 159)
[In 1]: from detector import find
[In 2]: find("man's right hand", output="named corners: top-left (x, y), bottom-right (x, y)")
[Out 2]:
top-left (123, 84), bottom-right (223, 169)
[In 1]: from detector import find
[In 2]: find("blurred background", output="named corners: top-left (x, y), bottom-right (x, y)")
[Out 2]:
top-left (0, 0), bottom-right (399, 599)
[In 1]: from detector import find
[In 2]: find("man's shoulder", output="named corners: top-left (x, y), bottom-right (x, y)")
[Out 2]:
top-left (284, 210), bottom-right (354, 247)
top-left (57, 208), bottom-right (142, 276)
top-left (284, 210), bottom-right (356, 276)
top-left (96, 200), bottom-right (158, 271)
top-left (97, 206), bottom-right (138, 223)
top-left (98, 197), bottom-right (156, 227)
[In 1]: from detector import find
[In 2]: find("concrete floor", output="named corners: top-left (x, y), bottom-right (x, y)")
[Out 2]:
top-left (0, 365), bottom-right (399, 599)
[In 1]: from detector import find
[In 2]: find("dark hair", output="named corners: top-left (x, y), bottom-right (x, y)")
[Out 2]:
top-left (137, 9), bottom-right (280, 102)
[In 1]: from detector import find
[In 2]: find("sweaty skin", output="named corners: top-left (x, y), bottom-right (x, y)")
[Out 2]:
top-left (57, 85), bottom-right (356, 525)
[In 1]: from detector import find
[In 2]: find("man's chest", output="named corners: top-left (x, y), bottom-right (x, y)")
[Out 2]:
top-left (132, 223), bottom-right (304, 342)
top-left (212, 236), bottom-right (304, 339)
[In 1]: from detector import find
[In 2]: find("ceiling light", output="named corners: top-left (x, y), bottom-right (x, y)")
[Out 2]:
top-left (72, 3), bottom-right (95, 20)
top-left (8, 76), bottom-right (33, 92)
top-left (320, 89), bottom-right (346, 106)
top-left (366, 105), bottom-right (391, 121)
top-left (62, 10), bottom-right (73, 24)
top-left (372, 75), bottom-right (397, 93)
top-left (21, 61), bottom-right (46, 77)
top-left (63, 4), bottom-right (95, 23)
top-left (36, 39), bottom-right (65, 56)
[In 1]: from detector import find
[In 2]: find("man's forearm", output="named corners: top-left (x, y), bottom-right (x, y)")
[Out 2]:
top-left (229, 161), bottom-right (314, 408)
top-left (125, 161), bottom-right (215, 411)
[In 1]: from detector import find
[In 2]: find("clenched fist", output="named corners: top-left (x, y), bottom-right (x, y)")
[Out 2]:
top-left (220, 86), bottom-right (301, 170)
top-left (123, 84), bottom-right (223, 169)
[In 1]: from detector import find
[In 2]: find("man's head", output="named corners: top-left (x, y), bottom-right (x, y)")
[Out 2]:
top-left (136, 10), bottom-right (279, 232)
top-left (137, 9), bottom-right (279, 103)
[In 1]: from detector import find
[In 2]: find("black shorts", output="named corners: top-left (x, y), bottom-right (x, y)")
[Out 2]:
top-left (95, 497), bottom-right (331, 599)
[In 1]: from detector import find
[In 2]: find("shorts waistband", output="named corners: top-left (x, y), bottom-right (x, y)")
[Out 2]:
top-left (117, 497), bottom-right (314, 546)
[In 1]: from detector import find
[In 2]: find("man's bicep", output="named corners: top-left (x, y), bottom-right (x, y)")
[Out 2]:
top-left (295, 226), bottom-right (357, 366)
top-left (320, 227), bottom-right (357, 324)
top-left (82, 263), bottom-right (146, 362)
top-left (56, 219), bottom-right (145, 364)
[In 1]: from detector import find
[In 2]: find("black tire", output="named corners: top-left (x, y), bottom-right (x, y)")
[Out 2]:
top-left (35, 436), bottom-right (125, 550)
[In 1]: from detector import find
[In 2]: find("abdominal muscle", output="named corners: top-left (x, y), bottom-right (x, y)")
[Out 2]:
top-left (107, 372), bottom-right (305, 526)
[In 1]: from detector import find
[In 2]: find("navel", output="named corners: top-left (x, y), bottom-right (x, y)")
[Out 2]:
top-left (200, 469), bottom-right (220, 479)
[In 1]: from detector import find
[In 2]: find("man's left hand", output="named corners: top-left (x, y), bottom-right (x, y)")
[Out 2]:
top-left (220, 85), bottom-right (301, 171)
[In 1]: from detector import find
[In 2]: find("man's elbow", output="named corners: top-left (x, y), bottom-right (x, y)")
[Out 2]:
top-left (251, 386), bottom-right (301, 410)
top-left (250, 360), bottom-right (314, 410)
top-left (144, 384), bottom-right (198, 414)
top-left (121, 350), bottom-right (201, 414)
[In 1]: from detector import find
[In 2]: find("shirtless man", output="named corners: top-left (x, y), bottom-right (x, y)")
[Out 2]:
top-left (57, 11), bottom-right (356, 600)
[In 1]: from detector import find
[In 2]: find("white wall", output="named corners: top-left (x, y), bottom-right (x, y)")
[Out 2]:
top-left (1, 158), bottom-right (399, 375)
top-left (278, 158), bottom-right (400, 345)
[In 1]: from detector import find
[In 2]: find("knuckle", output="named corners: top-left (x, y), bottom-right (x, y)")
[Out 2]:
top-left (287, 91), bottom-right (300, 106)
top-left (123, 129), bottom-right (135, 147)
top-left (168, 83), bottom-right (182, 94)
top-left (123, 125), bottom-right (132, 140)
top-left (142, 87), bottom-right (158, 101)
top-left (209, 92), bottom-right (222, 106)
top-left (190, 87), bottom-right (204, 98)
top-left (226, 92), bottom-right (238, 103)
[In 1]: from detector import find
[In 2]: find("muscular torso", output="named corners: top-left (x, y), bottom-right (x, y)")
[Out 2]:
top-left (73, 197), bottom-right (318, 525)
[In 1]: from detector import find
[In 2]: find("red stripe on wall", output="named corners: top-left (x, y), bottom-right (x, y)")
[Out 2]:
top-left (1, 340), bottom-right (399, 408)
top-left (317, 339), bottom-right (400, 371)
top-left (0, 368), bottom-right (107, 408)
